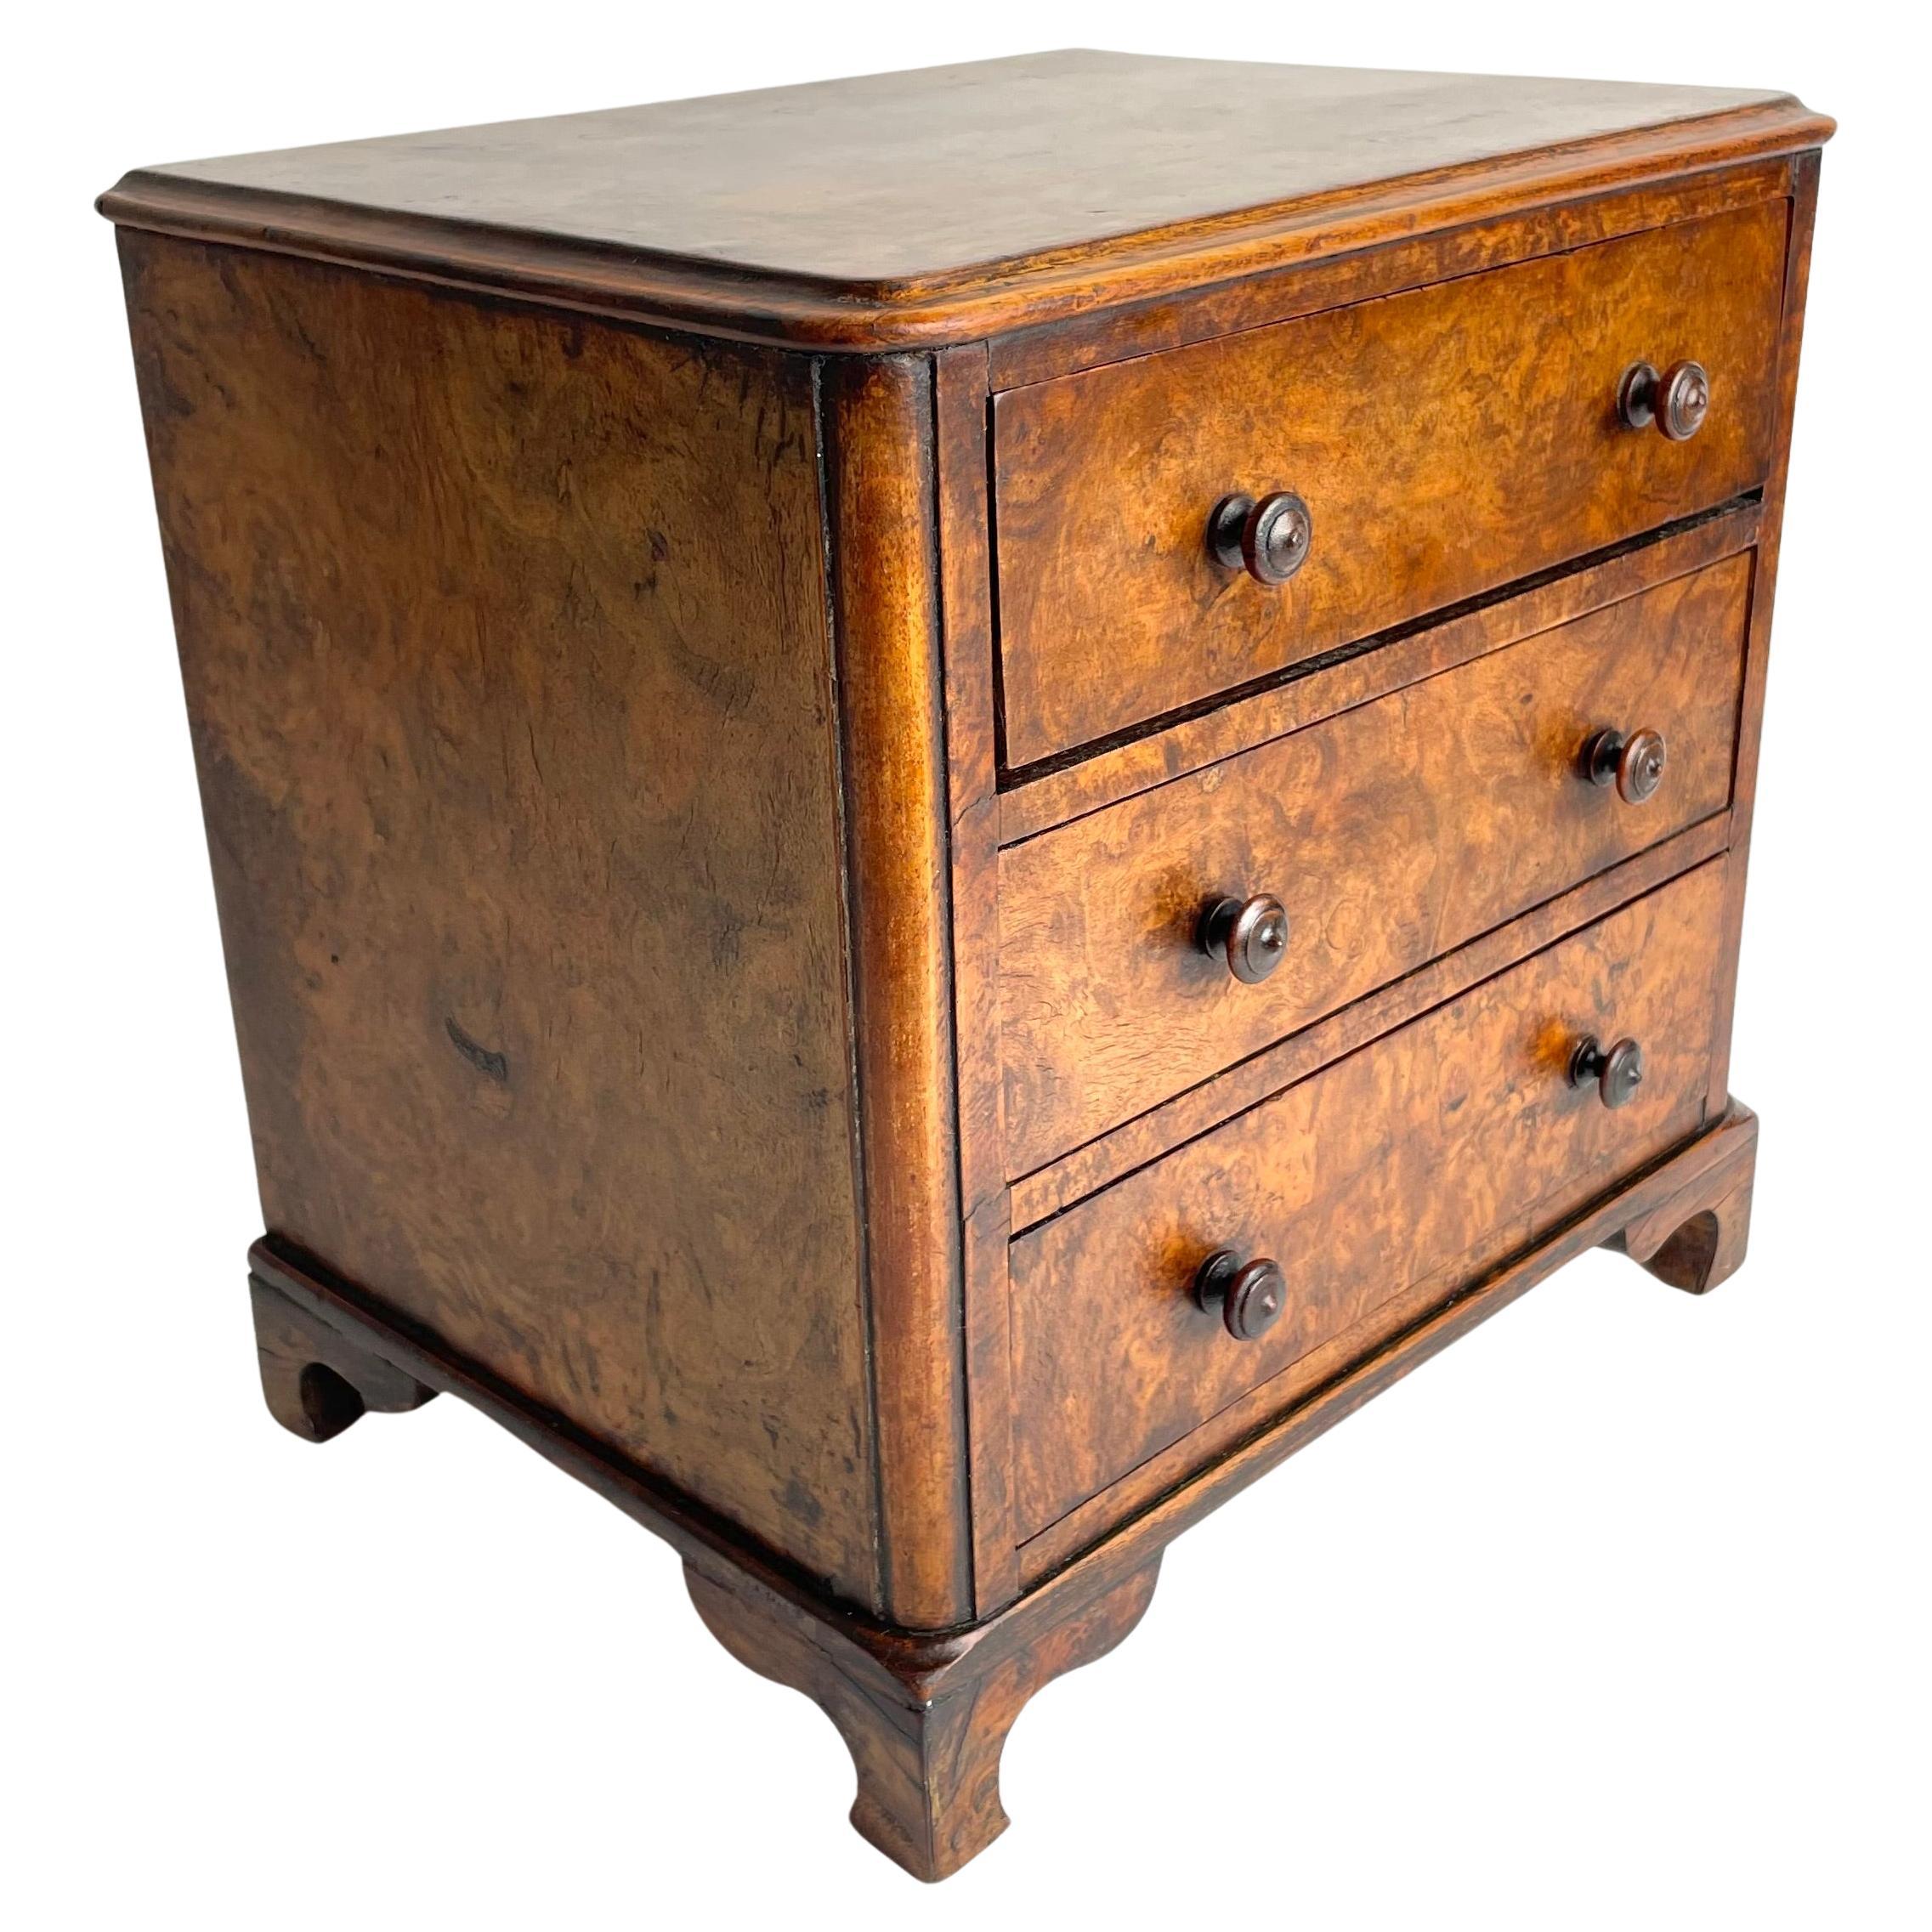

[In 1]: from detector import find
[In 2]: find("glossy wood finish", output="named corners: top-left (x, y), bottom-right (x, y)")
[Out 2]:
top-left (1017, 1101), bottom-right (1760, 1581)
top-left (998, 502), bottom-right (1760, 844)
top-left (994, 200), bottom-right (1786, 767)
top-left (1011, 818), bottom-right (1733, 1232)
top-left (105, 54), bottom-right (1828, 1882)
top-left (247, 1125), bottom-right (1753, 1872)
top-left (101, 55), bottom-right (1792, 288)
top-left (932, 343), bottom-right (1024, 1617)
top-left (1000, 554), bottom-right (1750, 1173)
top-left (1011, 859), bottom-right (1729, 1540)
top-left (99, 54), bottom-right (1829, 349)
top-left (248, 1232), bottom-right (1157, 1882)
top-left (822, 356), bottom-right (973, 1627)
top-left (989, 157), bottom-right (1794, 389)
top-left (120, 232), bottom-right (882, 1606)
top-left (246, 1102), bottom-right (1762, 1833)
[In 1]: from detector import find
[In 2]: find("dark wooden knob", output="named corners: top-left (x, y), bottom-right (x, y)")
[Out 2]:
top-left (1618, 360), bottom-right (1711, 441)
top-left (1582, 726), bottom-right (1668, 804)
top-left (1193, 1249), bottom-right (1286, 1342)
top-left (1199, 892), bottom-right (1290, 984)
top-left (1657, 361), bottom-right (1711, 441)
top-left (1208, 490), bottom-right (1313, 585)
top-left (1570, 1034), bottom-right (1646, 1110)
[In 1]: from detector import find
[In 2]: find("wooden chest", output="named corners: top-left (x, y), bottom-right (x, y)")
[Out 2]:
top-left (102, 52), bottom-right (1832, 1879)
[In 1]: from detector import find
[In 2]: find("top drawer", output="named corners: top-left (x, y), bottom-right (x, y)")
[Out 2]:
top-left (994, 198), bottom-right (1789, 770)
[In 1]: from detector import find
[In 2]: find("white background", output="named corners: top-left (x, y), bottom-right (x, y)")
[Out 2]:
top-left (6, 5), bottom-right (1925, 1925)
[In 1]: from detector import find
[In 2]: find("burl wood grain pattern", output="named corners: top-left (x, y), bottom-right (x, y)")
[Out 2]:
top-left (120, 232), bottom-right (882, 1605)
top-left (1011, 859), bottom-right (1729, 1539)
top-left (989, 160), bottom-right (1793, 390)
top-left (1018, 1100), bottom-right (1762, 1579)
top-left (247, 1108), bottom-right (1758, 1873)
top-left (1011, 820), bottom-right (1730, 1229)
top-left (103, 51), bottom-right (1831, 1882)
top-left (107, 56), bottom-right (1793, 291)
top-left (99, 54), bottom-right (1830, 348)
top-left (685, 1551), bottom-right (1162, 1881)
top-left (994, 199), bottom-right (1787, 767)
top-left (997, 505), bottom-right (1756, 844)
top-left (1000, 553), bottom-right (1750, 1173)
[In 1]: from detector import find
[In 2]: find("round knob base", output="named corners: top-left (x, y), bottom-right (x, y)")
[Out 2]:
top-left (1570, 1034), bottom-right (1646, 1110)
top-left (1618, 360), bottom-right (1661, 429)
top-left (1193, 1249), bottom-right (1287, 1342)
top-left (1618, 360), bottom-right (1710, 440)
top-left (1582, 727), bottom-right (1668, 805)
top-left (1208, 491), bottom-right (1312, 585)
top-left (1199, 892), bottom-right (1291, 984)
top-left (1657, 360), bottom-right (1711, 441)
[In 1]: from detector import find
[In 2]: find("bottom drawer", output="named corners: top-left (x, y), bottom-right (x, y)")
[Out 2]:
top-left (1010, 858), bottom-right (1729, 1542)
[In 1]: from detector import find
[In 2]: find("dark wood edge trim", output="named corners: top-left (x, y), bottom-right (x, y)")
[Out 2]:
top-left (1016, 1102), bottom-right (1759, 1583)
top-left (97, 104), bottom-right (1833, 350)
top-left (1010, 816), bottom-right (1735, 1227)
top-left (822, 355), bottom-right (973, 1629)
top-left (932, 343), bottom-right (1023, 1617)
top-left (998, 502), bottom-right (1762, 845)
top-left (989, 156), bottom-right (1793, 390)
top-left (1706, 155), bottom-right (1820, 1108)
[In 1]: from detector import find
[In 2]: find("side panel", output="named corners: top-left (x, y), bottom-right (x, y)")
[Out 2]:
top-left (120, 233), bottom-right (880, 1604)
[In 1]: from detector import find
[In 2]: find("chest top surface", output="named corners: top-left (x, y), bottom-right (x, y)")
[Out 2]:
top-left (101, 51), bottom-right (1829, 347)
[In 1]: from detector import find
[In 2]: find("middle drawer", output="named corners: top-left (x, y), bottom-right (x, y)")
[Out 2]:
top-left (999, 550), bottom-right (1749, 1176)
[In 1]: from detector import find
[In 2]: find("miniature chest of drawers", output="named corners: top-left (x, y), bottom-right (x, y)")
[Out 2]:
top-left (104, 52), bottom-right (1833, 1879)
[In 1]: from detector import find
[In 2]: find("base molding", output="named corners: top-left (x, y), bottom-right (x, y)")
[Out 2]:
top-left (250, 1275), bottom-right (436, 1442)
top-left (243, 1098), bottom-right (1758, 1877)
top-left (1604, 1108), bottom-right (1757, 1292)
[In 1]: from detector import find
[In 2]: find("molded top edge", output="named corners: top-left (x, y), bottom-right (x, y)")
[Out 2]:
top-left (99, 51), bottom-right (1834, 348)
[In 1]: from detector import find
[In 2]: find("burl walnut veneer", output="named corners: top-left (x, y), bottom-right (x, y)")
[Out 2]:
top-left (103, 53), bottom-right (1831, 1879)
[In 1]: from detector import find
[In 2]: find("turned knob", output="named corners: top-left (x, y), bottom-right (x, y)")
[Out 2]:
top-left (1193, 1249), bottom-right (1287, 1342)
top-left (1617, 360), bottom-right (1711, 441)
top-left (1199, 892), bottom-right (1291, 984)
top-left (1570, 1034), bottom-right (1646, 1110)
top-left (1208, 490), bottom-right (1313, 585)
top-left (1581, 726), bottom-right (1668, 804)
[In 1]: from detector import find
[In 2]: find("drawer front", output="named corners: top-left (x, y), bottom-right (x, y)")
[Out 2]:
top-left (994, 199), bottom-right (1787, 769)
top-left (999, 552), bottom-right (1749, 1175)
top-left (1009, 859), bottom-right (1727, 1540)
